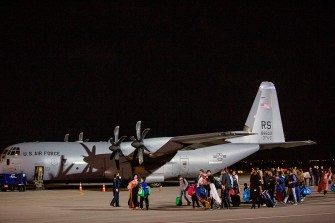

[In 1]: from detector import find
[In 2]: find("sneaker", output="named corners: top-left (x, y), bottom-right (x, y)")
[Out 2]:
top-left (293, 203), bottom-right (297, 206)
top-left (281, 202), bottom-right (286, 205)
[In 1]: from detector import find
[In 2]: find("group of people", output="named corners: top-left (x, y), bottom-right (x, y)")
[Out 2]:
top-left (245, 166), bottom-right (334, 209)
top-left (109, 165), bottom-right (334, 211)
top-left (110, 172), bottom-right (151, 210)
top-left (177, 168), bottom-right (240, 210)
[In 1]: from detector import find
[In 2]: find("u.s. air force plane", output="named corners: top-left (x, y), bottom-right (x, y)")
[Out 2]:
top-left (0, 82), bottom-right (315, 184)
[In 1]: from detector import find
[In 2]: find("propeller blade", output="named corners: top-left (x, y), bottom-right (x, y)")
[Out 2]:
top-left (138, 148), bottom-right (144, 165)
top-left (114, 151), bottom-right (120, 160)
top-left (117, 136), bottom-right (127, 145)
top-left (143, 146), bottom-right (151, 153)
top-left (141, 128), bottom-right (150, 139)
top-left (110, 152), bottom-right (115, 160)
top-left (136, 121), bottom-right (141, 140)
top-left (132, 148), bottom-right (139, 162)
top-left (114, 126), bottom-right (120, 143)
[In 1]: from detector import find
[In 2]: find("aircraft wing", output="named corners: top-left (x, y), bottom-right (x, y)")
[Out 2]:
top-left (259, 140), bottom-right (316, 150)
top-left (171, 131), bottom-right (255, 145)
top-left (150, 131), bottom-right (254, 158)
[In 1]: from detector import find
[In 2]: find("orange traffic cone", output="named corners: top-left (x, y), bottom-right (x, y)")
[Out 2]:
top-left (79, 182), bottom-right (82, 192)
top-left (102, 183), bottom-right (106, 192)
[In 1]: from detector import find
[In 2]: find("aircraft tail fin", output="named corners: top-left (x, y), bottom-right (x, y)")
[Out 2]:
top-left (228, 81), bottom-right (316, 148)
top-left (229, 81), bottom-right (285, 144)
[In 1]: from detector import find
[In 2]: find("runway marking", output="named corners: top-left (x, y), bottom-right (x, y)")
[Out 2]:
top-left (165, 212), bottom-right (335, 223)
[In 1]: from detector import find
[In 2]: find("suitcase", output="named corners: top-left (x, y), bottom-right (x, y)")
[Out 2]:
top-left (262, 190), bottom-right (275, 207)
top-left (176, 197), bottom-right (182, 206)
top-left (231, 194), bottom-right (241, 206)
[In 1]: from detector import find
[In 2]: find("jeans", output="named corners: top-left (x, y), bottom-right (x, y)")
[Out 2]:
top-left (283, 187), bottom-right (297, 204)
top-left (180, 190), bottom-right (191, 204)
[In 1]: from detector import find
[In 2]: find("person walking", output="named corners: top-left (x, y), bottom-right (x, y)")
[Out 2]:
top-left (139, 176), bottom-right (150, 210)
top-left (110, 172), bottom-right (121, 207)
top-left (250, 168), bottom-right (262, 209)
top-left (275, 171), bottom-right (285, 203)
top-left (318, 167), bottom-right (333, 195)
top-left (206, 170), bottom-right (215, 209)
top-left (178, 175), bottom-right (191, 206)
top-left (220, 168), bottom-right (232, 209)
top-left (282, 169), bottom-right (298, 205)
top-left (196, 172), bottom-right (210, 209)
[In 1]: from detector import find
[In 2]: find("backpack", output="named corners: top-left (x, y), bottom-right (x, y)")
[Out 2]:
top-left (187, 184), bottom-right (196, 196)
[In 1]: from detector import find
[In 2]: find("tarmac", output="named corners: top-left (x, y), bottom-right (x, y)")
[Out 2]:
top-left (1, 175), bottom-right (335, 223)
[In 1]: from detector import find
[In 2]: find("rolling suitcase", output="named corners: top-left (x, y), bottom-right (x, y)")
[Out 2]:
top-left (176, 197), bottom-right (182, 206)
top-left (261, 190), bottom-right (275, 207)
top-left (230, 194), bottom-right (241, 206)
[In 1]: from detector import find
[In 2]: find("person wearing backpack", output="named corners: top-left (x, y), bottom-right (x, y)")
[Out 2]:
top-left (276, 171), bottom-right (285, 203)
top-left (139, 176), bottom-right (150, 210)
top-left (178, 175), bottom-right (191, 206)
top-left (282, 168), bottom-right (298, 205)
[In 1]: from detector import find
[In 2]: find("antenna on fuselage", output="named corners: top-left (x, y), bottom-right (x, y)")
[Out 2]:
top-left (64, 133), bottom-right (69, 142)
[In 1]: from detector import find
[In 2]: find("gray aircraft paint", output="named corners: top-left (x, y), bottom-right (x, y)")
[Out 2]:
top-left (0, 82), bottom-right (314, 183)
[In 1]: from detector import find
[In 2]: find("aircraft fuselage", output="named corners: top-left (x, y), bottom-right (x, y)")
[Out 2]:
top-left (0, 139), bottom-right (259, 183)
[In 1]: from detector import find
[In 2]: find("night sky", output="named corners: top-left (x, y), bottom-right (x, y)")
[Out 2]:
top-left (1, 2), bottom-right (334, 161)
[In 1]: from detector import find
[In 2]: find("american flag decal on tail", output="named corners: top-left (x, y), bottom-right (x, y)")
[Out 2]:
top-left (261, 103), bottom-right (270, 110)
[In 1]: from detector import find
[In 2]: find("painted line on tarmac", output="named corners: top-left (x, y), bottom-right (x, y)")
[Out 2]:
top-left (166, 212), bottom-right (335, 223)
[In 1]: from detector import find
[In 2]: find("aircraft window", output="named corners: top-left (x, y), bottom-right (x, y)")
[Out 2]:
top-left (7, 147), bottom-right (20, 156)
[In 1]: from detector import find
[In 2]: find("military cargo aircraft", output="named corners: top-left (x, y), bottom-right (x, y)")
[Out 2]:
top-left (0, 82), bottom-right (315, 184)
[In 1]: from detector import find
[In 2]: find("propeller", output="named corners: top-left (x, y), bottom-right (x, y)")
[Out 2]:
top-left (130, 121), bottom-right (151, 165)
top-left (109, 126), bottom-right (127, 170)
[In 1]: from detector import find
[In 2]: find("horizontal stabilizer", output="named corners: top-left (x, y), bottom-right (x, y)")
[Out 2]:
top-left (260, 140), bottom-right (316, 150)
top-left (221, 131), bottom-right (256, 136)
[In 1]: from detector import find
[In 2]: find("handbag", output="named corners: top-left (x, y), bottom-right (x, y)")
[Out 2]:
top-left (300, 187), bottom-right (311, 196)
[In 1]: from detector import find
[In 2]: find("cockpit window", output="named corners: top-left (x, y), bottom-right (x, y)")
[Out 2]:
top-left (6, 147), bottom-right (20, 156)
